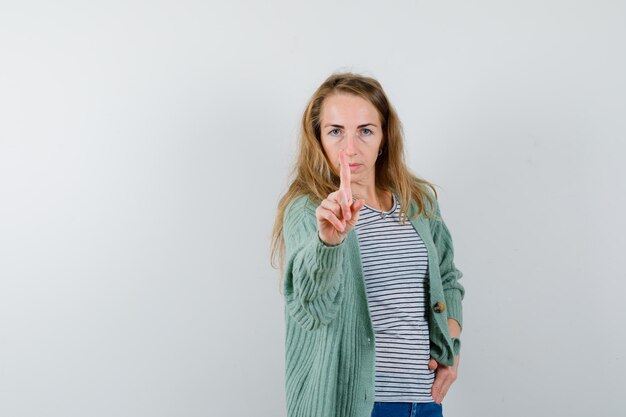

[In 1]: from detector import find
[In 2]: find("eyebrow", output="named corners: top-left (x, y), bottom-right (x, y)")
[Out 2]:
top-left (323, 123), bottom-right (378, 128)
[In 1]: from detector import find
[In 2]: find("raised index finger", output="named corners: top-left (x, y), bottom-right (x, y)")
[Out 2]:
top-left (339, 149), bottom-right (352, 203)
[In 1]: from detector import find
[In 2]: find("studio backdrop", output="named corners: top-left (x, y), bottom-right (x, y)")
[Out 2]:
top-left (1, 1), bottom-right (624, 416)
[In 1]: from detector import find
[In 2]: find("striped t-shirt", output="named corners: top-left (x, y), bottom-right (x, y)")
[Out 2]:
top-left (354, 193), bottom-right (435, 403)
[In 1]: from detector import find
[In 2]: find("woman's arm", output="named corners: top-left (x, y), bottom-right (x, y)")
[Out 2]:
top-left (447, 318), bottom-right (461, 338)
top-left (429, 199), bottom-right (465, 403)
top-left (282, 197), bottom-right (346, 331)
top-left (283, 152), bottom-right (365, 331)
top-left (430, 200), bottom-right (465, 332)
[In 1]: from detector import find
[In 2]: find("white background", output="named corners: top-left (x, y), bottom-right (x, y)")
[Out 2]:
top-left (1, 1), bottom-right (624, 416)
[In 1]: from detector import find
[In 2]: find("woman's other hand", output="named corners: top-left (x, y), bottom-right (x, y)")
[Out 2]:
top-left (316, 150), bottom-right (364, 246)
top-left (428, 355), bottom-right (460, 404)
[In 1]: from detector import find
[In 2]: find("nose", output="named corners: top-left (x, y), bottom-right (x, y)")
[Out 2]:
top-left (343, 132), bottom-right (358, 156)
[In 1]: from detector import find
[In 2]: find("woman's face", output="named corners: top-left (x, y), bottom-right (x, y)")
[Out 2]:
top-left (319, 93), bottom-right (383, 187)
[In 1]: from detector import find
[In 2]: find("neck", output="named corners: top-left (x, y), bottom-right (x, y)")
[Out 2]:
top-left (352, 183), bottom-right (390, 211)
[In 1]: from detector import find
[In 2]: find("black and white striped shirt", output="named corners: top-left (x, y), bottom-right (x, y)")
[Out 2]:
top-left (354, 193), bottom-right (435, 403)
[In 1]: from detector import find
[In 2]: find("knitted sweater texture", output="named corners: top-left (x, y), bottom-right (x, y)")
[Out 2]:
top-left (282, 193), bottom-right (465, 417)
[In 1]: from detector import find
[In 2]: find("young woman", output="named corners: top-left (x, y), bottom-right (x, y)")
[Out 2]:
top-left (271, 72), bottom-right (465, 417)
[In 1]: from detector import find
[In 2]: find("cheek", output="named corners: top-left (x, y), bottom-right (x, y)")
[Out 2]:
top-left (320, 141), bottom-right (338, 165)
top-left (367, 142), bottom-right (381, 161)
top-left (321, 139), bottom-right (335, 154)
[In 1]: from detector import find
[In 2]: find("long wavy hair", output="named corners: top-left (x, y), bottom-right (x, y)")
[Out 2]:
top-left (271, 72), bottom-right (439, 280)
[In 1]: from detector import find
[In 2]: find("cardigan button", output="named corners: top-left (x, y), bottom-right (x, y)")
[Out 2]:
top-left (433, 301), bottom-right (446, 313)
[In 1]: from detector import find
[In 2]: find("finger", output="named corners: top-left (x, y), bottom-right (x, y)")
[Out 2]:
top-left (320, 199), bottom-right (342, 219)
top-left (431, 366), bottom-right (454, 404)
top-left (428, 358), bottom-right (438, 371)
top-left (335, 189), bottom-right (351, 222)
top-left (431, 369), bottom-right (445, 403)
top-left (346, 199), bottom-right (364, 227)
top-left (436, 373), bottom-right (453, 403)
top-left (438, 381), bottom-right (451, 403)
top-left (319, 208), bottom-right (346, 232)
top-left (327, 190), bottom-right (340, 200)
top-left (339, 150), bottom-right (352, 203)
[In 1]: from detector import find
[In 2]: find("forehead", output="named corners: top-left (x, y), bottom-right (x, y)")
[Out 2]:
top-left (320, 93), bottom-right (380, 123)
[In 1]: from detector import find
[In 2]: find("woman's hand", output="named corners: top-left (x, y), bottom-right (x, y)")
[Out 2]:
top-left (428, 355), bottom-right (460, 404)
top-left (316, 150), bottom-right (364, 246)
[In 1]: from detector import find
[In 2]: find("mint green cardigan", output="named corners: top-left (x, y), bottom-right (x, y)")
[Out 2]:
top-left (282, 193), bottom-right (465, 417)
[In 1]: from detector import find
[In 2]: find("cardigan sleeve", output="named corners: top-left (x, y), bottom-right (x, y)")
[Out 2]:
top-left (282, 196), bottom-right (345, 331)
top-left (430, 199), bottom-right (465, 330)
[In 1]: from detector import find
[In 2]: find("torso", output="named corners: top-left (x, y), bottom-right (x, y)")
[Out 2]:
top-left (354, 193), bottom-right (435, 402)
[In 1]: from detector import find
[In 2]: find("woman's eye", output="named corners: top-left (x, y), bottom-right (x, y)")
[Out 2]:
top-left (361, 128), bottom-right (372, 135)
top-left (329, 129), bottom-right (341, 136)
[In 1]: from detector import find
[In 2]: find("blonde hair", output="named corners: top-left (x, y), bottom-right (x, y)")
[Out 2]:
top-left (271, 72), bottom-right (439, 279)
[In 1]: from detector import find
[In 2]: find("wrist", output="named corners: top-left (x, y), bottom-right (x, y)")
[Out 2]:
top-left (318, 232), bottom-right (344, 247)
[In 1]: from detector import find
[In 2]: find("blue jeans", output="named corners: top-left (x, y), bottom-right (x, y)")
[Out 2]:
top-left (371, 401), bottom-right (443, 417)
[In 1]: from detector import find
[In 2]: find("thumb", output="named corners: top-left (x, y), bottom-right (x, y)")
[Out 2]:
top-left (428, 358), bottom-right (439, 370)
top-left (347, 199), bottom-right (364, 226)
top-left (352, 198), bottom-right (365, 214)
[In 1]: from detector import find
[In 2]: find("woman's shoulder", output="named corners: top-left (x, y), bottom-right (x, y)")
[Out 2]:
top-left (404, 181), bottom-right (440, 221)
top-left (282, 194), bottom-right (320, 242)
top-left (284, 194), bottom-right (318, 222)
